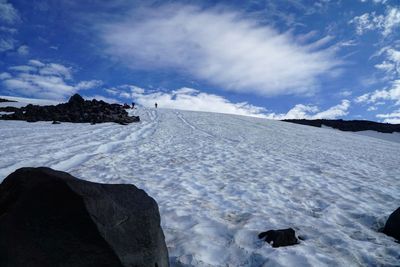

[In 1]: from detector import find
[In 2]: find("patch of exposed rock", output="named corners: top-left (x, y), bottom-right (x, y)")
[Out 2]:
top-left (0, 94), bottom-right (139, 125)
top-left (283, 119), bottom-right (400, 133)
top-left (0, 98), bottom-right (16, 103)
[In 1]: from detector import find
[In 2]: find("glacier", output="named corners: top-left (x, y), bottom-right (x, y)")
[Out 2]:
top-left (1, 106), bottom-right (400, 266)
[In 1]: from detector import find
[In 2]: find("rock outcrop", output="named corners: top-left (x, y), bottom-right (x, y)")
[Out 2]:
top-left (0, 94), bottom-right (140, 125)
top-left (283, 119), bottom-right (400, 133)
top-left (0, 98), bottom-right (16, 103)
top-left (258, 228), bottom-right (299, 248)
top-left (0, 167), bottom-right (169, 267)
top-left (383, 207), bottom-right (400, 242)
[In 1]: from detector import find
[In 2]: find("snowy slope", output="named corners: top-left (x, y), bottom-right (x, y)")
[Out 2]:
top-left (1, 108), bottom-right (400, 266)
top-left (0, 95), bottom-right (61, 108)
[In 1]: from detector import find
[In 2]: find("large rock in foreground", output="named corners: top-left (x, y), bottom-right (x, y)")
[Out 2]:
top-left (0, 94), bottom-right (139, 125)
top-left (383, 207), bottom-right (400, 242)
top-left (0, 167), bottom-right (169, 267)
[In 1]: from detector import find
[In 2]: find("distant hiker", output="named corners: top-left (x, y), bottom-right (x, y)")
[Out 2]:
top-left (155, 102), bottom-right (158, 108)
top-left (132, 102), bottom-right (135, 109)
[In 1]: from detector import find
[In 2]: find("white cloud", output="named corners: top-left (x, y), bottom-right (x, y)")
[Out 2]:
top-left (376, 110), bottom-right (400, 123)
top-left (0, 37), bottom-right (14, 52)
top-left (1, 60), bottom-right (102, 100)
top-left (99, 4), bottom-right (340, 97)
top-left (39, 63), bottom-right (72, 80)
top-left (356, 79), bottom-right (400, 105)
top-left (9, 65), bottom-right (36, 72)
top-left (360, 0), bottom-right (388, 4)
top-left (28, 59), bottom-right (45, 67)
top-left (17, 45), bottom-right (29, 55)
top-left (106, 84), bottom-right (350, 120)
top-left (0, 1), bottom-right (20, 54)
top-left (0, 26), bottom-right (16, 33)
top-left (350, 7), bottom-right (400, 36)
top-left (76, 80), bottom-right (103, 90)
top-left (0, 0), bottom-right (20, 24)
top-left (374, 47), bottom-right (400, 79)
top-left (267, 100), bottom-right (351, 120)
top-left (0, 72), bottom-right (11, 80)
top-left (338, 90), bottom-right (353, 97)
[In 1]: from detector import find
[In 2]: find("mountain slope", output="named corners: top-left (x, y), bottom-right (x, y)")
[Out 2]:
top-left (1, 108), bottom-right (399, 266)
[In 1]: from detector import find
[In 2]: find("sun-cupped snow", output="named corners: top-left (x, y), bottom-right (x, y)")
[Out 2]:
top-left (1, 107), bottom-right (399, 266)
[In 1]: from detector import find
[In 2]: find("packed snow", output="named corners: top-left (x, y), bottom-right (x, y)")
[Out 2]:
top-left (1, 105), bottom-right (400, 266)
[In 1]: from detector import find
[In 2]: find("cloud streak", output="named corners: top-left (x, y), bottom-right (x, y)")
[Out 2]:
top-left (99, 4), bottom-right (340, 97)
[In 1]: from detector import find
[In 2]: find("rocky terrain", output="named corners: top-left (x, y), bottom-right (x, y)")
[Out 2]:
top-left (0, 94), bottom-right (139, 125)
top-left (283, 119), bottom-right (400, 133)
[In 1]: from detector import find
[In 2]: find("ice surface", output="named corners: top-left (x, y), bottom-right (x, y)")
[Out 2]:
top-left (1, 107), bottom-right (400, 266)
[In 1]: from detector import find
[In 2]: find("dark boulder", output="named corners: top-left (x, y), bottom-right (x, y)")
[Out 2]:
top-left (0, 167), bottom-right (169, 267)
top-left (383, 207), bottom-right (400, 242)
top-left (258, 228), bottom-right (299, 248)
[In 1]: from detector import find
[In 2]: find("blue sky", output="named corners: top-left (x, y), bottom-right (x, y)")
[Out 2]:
top-left (0, 0), bottom-right (399, 122)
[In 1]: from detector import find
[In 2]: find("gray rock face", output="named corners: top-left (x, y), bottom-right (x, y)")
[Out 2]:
top-left (383, 207), bottom-right (400, 242)
top-left (0, 167), bottom-right (169, 267)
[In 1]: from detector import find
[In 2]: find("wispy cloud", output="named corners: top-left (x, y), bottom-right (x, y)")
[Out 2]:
top-left (99, 4), bottom-right (340, 97)
top-left (1, 60), bottom-right (102, 100)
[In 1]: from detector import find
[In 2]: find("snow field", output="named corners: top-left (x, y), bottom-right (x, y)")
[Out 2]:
top-left (1, 107), bottom-right (400, 266)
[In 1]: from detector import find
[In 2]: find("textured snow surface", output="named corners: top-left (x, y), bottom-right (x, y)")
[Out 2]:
top-left (1, 108), bottom-right (400, 267)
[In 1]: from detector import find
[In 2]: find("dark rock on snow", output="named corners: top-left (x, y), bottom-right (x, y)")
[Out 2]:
top-left (0, 106), bottom-right (20, 113)
top-left (0, 167), bottom-right (169, 267)
top-left (0, 94), bottom-right (140, 125)
top-left (0, 98), bottom-right (16, 103)
top-left (258, 228), bottom-right (299, 248)
top-left (283, 119), bottom-right (400, 133)
top-left (383, 207), bottom-right (400, 242)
